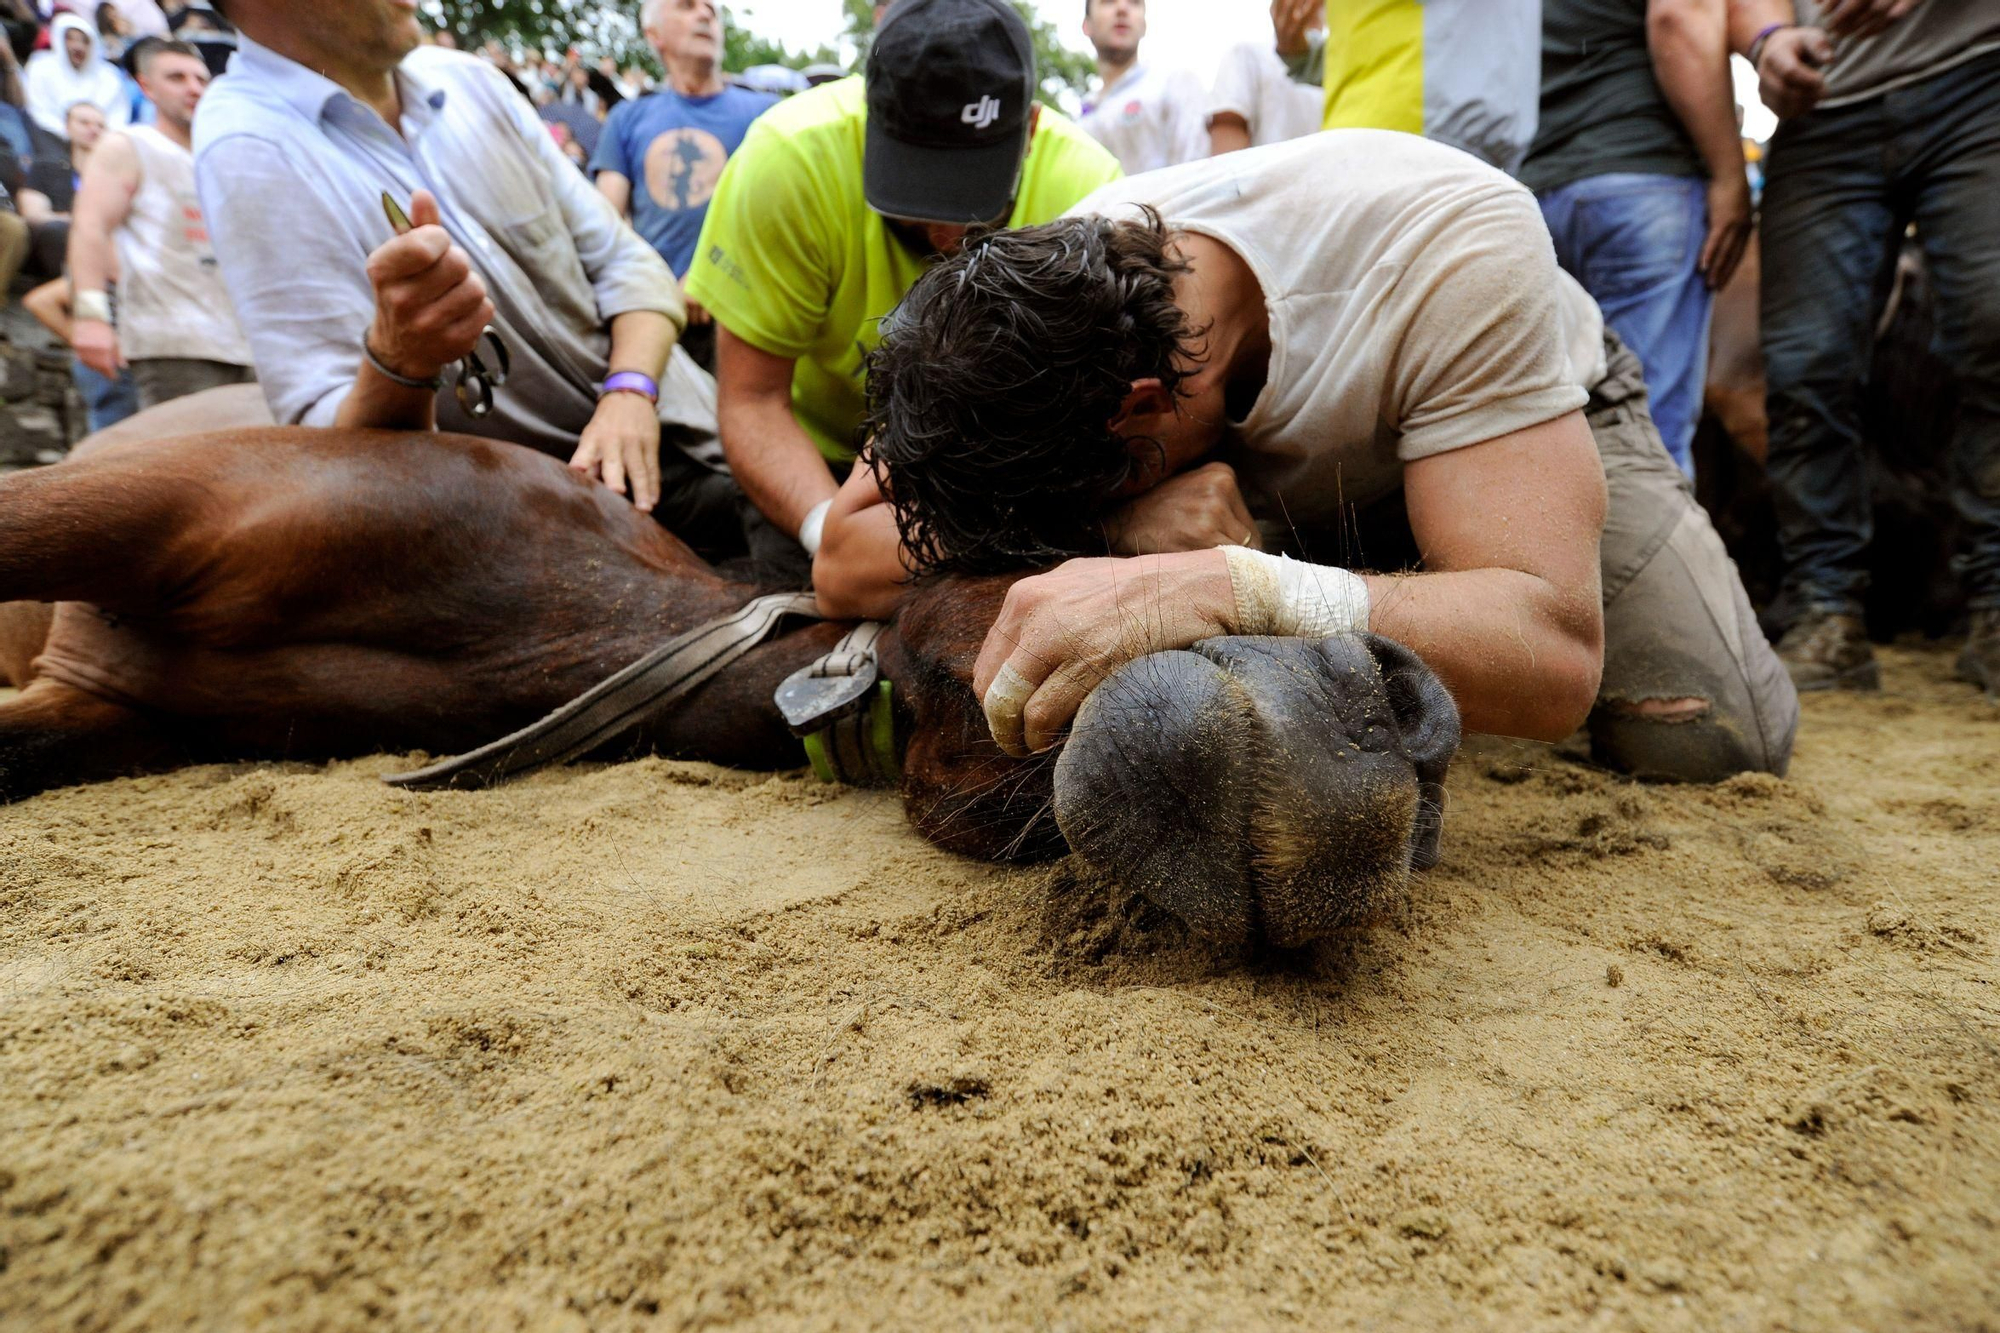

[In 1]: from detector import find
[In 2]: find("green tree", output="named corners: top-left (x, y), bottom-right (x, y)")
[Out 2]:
top-left (423, 0), bottom-right (1092, 102)
top-left (837, 0), bottom-right (1094, 109)
top-left (422, 0), bottom-right (642, 59)
top-left (1016, 2), bottom-right (1095, 109)
top-left (424, 0), bottom-right (837, 72)
top-left (722, 13), bottom-right (841, 73)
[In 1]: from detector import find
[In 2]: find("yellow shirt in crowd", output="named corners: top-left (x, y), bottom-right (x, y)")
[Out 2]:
top-left (684, 76), bottom-right (1122, 463)
top-left (1318, 0), bottom-right (1540, 174)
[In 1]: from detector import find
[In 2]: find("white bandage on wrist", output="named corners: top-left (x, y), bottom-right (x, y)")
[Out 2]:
top-left (72, 289), bottom-right (112, 324)
top-left (797, 497), bottom-right (834, 558)
top-left (1222, 546), bottom-right (1371, 638)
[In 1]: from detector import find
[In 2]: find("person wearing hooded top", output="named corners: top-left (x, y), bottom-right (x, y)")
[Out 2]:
top-left (25, 12), bottom-right (133, 139)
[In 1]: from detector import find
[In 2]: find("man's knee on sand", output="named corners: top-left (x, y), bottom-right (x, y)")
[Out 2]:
top-left (1586, 383), bottom-right (1799, 782)
top-left (1590, 690), bottom-right (1793, 782)
top-left (1588, 565), bottom-right (1800, 783)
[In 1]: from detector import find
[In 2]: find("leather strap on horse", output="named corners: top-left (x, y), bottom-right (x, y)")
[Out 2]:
top-left (381, 591), bottom-right (821, 791)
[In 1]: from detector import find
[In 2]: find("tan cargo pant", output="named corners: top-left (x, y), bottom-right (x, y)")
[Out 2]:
top-left (1586, 331), bottom-right (1798, 780)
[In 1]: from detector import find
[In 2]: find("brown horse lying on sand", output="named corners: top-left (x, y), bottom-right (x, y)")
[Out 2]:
top-left (0, 415), bottom-right (1459, 949)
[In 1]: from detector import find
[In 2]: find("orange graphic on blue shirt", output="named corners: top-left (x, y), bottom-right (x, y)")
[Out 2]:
top-left (644, 128), bottom-right (729, 212)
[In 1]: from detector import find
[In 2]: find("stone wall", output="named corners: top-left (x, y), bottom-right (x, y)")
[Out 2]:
top-left (0, 311), bottom-right (86, 469)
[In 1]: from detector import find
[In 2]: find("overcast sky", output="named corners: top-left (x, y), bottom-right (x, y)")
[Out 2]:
top-left (727, 0), bottom-right (1778, 139)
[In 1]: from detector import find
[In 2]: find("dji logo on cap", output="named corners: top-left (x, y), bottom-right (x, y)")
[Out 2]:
top-left (961, 94), bottom-right (1001, 129)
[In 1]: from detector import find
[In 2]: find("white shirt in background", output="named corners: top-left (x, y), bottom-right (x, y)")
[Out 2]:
top-left (1078, 62), bottom-right (1209, 175)
top-left (114, 124), bottom-right (252, 365)
top-left (1065, 131), bottom-right (1607, 522)
top-left (1207, 41), bottom-right (1321, 148)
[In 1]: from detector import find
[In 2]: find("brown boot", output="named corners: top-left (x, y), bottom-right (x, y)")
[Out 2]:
top-left (1776, 607), bottom-right (1879, 692)
top-left (1958, 608), bottom-right (2000, 699)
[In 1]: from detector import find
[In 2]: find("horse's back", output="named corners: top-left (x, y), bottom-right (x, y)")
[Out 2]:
top-left (70, 382), bottom-right (275, 460)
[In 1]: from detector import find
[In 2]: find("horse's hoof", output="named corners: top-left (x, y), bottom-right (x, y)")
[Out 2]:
top-left (1052, 634), bottom-right (1460, 950)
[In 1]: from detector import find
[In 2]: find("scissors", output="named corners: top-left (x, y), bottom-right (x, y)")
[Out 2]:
top-left (381, 191), bottom-right (511, 418)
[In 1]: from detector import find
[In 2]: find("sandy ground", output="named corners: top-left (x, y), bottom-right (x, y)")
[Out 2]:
top-left (1, 641), bottom-right (1996, 1331)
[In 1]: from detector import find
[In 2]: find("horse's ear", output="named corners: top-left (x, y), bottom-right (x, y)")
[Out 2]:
top-left (1362, 633), bottom-right (1461, 871)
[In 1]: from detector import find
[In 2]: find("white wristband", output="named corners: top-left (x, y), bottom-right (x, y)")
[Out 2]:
top-left (72, 289), bottom-right (112, 324)
top-left (797, 497), bottom-right (833, 558)
top-left (1222, 546), bottom-right (1370, 638)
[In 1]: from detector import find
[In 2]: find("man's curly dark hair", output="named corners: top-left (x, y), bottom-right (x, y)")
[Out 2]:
top-left (863, 209), bottom-right (1204, 575)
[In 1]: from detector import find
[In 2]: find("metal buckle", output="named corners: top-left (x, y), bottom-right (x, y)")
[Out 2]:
top-left (775, 621), bottom-right (899, 783)
top-left (775, 621), bottom-right (885, 736)
top-left (776, 654), bottom-right (878, 737)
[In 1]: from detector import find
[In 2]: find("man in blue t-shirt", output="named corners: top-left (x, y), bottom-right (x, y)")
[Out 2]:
top-left (591, 0), bottom-right (776, 371)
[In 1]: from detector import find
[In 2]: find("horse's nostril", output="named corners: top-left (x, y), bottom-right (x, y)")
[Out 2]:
top-left (1053, 635), bottom-right (1459, 950)
top-left (1054, 649), bottom-right (1261, 948)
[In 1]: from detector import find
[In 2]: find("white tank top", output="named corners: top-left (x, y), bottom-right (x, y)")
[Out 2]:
top-left (114, 124), bottom-right (252, 366)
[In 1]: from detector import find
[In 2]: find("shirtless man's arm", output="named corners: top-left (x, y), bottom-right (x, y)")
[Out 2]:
top-left (66, 130), bottom-right (140, 378)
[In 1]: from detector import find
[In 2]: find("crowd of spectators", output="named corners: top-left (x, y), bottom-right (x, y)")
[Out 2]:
top-left (0, 0), bottom-right (1993, 701)
top-left (2, 0), bottom-right (242, 435)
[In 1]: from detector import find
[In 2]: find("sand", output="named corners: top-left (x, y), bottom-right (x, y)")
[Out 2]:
top-left (1, 641), bottom-right (1996, 1331)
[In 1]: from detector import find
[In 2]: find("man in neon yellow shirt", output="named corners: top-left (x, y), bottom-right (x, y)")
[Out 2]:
top-left (683, 0), bottom-right (1120, 588)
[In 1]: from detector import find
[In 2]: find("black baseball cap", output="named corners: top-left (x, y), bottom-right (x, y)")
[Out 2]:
top-left (863, 0), bottom-right (1037, 226)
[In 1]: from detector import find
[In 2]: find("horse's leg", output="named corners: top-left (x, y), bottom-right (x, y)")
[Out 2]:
top-left (0, 601), bottom-right (53, 686)
top-left (0, 455), bottom-right (191, 697)
top-left (0, 454), bottom-right (192, 611)
top-left (0, 679), bottom-right (178, 801)
top-left (0, 456), bottom-right (202, 791)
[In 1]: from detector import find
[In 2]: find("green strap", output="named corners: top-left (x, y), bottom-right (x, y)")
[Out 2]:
top-left (800, 680), bottom-right (898, 786)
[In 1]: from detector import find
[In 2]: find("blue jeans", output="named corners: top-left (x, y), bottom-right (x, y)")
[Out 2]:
top-left (71, 356), bottom-right (139, 435)
top-left (1539, 173), bottom-right (1712, 475)
top-left (1760, 48), bottom-right (2000, 614)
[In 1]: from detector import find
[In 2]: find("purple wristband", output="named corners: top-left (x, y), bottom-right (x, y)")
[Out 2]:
top-left (599, 370), bottom-right (659, 402)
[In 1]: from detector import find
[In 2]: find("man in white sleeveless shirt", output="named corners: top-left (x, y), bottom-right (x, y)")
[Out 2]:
top-left (838, 133), bottom-right (1799, 784)
top-left (68, 37), bottom-right (253, 411)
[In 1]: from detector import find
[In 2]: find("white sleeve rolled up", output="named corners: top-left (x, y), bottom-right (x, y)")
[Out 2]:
top-left (1222, 546), bottom-right (1371, 638)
